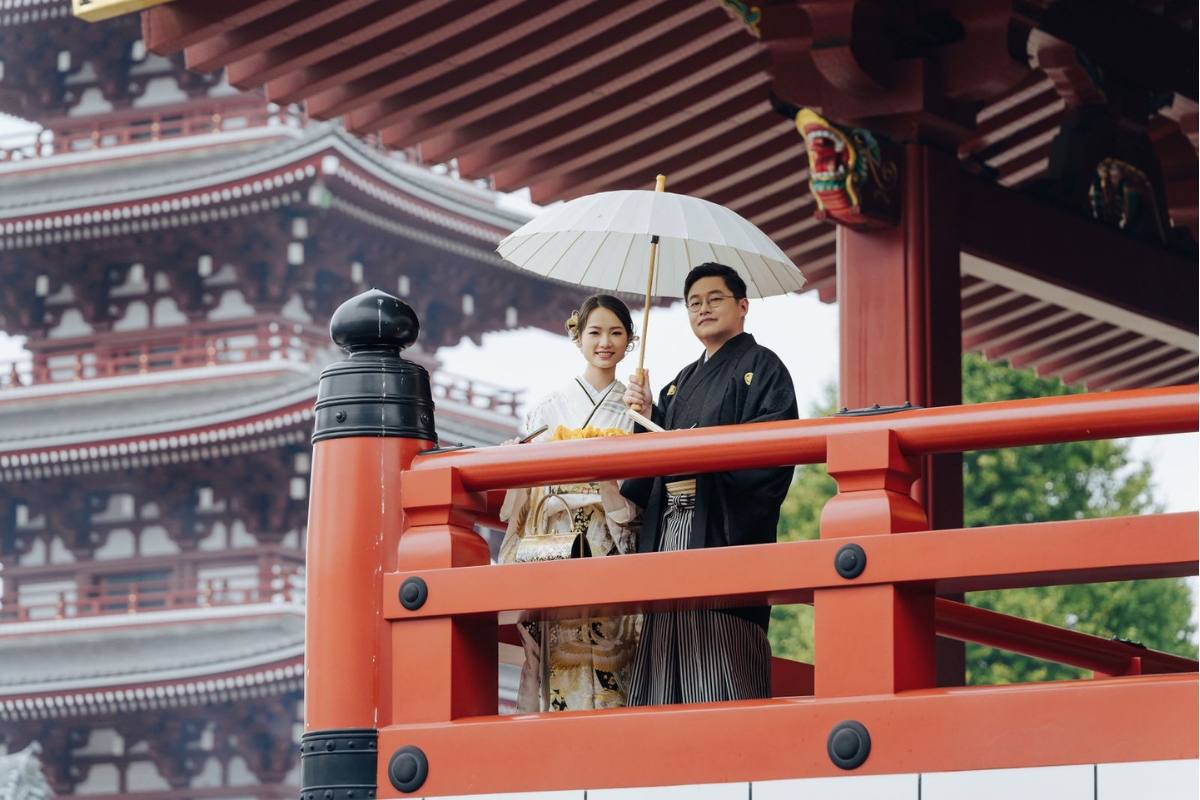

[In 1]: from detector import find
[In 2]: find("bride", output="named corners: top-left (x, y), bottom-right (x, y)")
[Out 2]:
top-left (499, 294), bottom-right (642, 712)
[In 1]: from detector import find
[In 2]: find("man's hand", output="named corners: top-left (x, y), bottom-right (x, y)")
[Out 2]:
top-left (623, 370), bottom-right (653, 411)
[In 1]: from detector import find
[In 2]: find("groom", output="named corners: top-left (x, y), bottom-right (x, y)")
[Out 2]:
top-left (620, 261), bottom-right (798, 705)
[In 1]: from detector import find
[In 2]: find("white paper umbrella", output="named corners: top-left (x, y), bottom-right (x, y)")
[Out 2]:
top-left (497, 185), bottom-right (805, 300)
top-left (497, 178), bottom-right (806, 394)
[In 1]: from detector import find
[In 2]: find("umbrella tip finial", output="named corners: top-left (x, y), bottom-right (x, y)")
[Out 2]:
top-left (655, 174), bottom-right (667, 192)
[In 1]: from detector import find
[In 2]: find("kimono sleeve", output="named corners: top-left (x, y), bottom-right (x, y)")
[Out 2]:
top-left (714, 348), bottom-right (799, 512)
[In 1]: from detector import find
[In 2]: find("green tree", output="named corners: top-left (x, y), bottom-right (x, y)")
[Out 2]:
top-left (768, 355), bottom-right (1198, 683)
top-left (770, 384), bottom-right (836, 665)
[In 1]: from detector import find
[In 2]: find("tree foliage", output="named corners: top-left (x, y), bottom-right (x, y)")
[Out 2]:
top-left (768, 355), bottom-right (1197, 684)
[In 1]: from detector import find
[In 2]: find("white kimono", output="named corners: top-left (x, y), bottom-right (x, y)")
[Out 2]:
top-left (499, 378), bottom-right (641, 712)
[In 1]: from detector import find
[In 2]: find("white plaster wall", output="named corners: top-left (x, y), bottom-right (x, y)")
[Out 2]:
top-left (126, 760), bottom-right (171, 791)
top-left (922, 764), bottom-right (1094, 800)
top-left (755, 773), bottom-right (919, 799)
top-left (74, 763), bottom-right (119, 794)
top-left (139, 525), bottom-right (180, 556)
top-left (1097, 760), bottom-right (1200, 799)
top-left (403, 761), bottom-right (1200, 799)
top-left (93, 529), bottom-right (136, 560)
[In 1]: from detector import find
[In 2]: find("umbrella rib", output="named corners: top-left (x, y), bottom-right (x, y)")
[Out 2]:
top-left (575, 230), bottom-right (612, 289)
top-left (607, 231), bottom-right (639, 295)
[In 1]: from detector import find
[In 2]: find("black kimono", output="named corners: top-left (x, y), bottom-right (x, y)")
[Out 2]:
top-left (621, 332), bottom-right (798, 704)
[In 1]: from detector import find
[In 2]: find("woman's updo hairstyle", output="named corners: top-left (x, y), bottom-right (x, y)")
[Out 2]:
top-left (566, 294), bottom-right (639, 353)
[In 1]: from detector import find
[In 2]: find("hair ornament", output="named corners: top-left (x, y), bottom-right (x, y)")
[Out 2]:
top-left (565, 310), bottom-right (581, 343)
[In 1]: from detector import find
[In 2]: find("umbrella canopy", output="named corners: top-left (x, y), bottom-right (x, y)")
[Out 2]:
top-left (496, 189), bottom-right (805, 299)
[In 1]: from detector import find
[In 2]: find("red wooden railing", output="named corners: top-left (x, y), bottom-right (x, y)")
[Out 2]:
top-left (3, 323), bottom-right (523, 418)
top-left (57, 97), bottom-right (301, 156)
top-left (0, 550), bottom-right (305, 623)
top-left (24, 316), bottom-right (327, 384)
top-left (305, 384), bottom-right (1198, 796)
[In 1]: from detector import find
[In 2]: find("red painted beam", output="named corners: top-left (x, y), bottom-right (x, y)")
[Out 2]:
top-left (371, 5), bottom-right (731, 148)
top-left (143, 0), bottom-right (303, 55)
top-left (383, 513), bottom-right (1198, 620)
top-left (935, 598), bottom-right (1197, 676)
top-left (964, 306), bottom-right (1073, 352)
top-left (376, 676), bottom-right (1197, 796)
top-left (1060, 340), bottom-right (1172, 385)
top-left (447, 31), bottom-right (766, 173)
top-left (960, 89), bottom-right (1063, 155)
top-left (1127, 362), bottom-right (1199, 391)
top-left (523, 90), bottom-right (772, 202)
top-left (775, 229), bottom-right (836, 258)
top-left (183, 0), bottom-right (377, 74)
top-left (974, 109), bottom-right (1067, 165)
top-left (960, 283), bottom-right (1013, 313)
top-left (225, 0), bottom-right (441, 87)
top-left (1098, 352), bottom-right (1199, 392)
top-left (487, 69), bottom-right (770, 191)
top-left (666, 127), bottom-right (803, 198)
top-left (407, 385), bottom-right (1197, 490)
top-left (1034, 331), bottom-right (1141, 378)
top-left (264, 0), bottom-right (507, 106)
top-left (960, 174), bottom-right (1199, 335)
top-left (1007, 321), bottom-right (1115, 370)
top-left (311, 0), bottom-right (595, 121)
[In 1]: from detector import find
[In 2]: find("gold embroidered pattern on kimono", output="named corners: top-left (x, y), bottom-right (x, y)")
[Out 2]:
top-left (498, 378), bottom-right (642, 712)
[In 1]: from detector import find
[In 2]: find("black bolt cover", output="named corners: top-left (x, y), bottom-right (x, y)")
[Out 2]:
top-left (388, 746), bottom-right (428, 794)
top-left (399, 576), bottom-right (428, 611)
top-left (834, 543), bottom-right (867, 579)
top-left (827, 720), bottom-right (871, 769)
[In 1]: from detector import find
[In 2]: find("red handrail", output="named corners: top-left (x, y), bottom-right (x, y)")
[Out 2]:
top-left (409, 384), bottom-right (1197, 490)
top-left (306, 384), bottom-right (1200, 795)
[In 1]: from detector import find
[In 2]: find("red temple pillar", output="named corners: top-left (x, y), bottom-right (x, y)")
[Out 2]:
top-left (301, 290), bottom-right (437, 800)
top-left (836, 144), bottom-right (965, 685)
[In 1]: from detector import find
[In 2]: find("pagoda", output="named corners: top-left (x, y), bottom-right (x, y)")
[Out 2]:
top-left (0, 8), bottom-right (583, 798)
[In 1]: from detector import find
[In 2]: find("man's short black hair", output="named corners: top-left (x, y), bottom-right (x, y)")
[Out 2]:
top-left (684, 262), bottom-right (748, 300)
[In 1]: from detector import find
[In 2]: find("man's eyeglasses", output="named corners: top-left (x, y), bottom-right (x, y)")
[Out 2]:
top-left (686, 294), bottom-right (737, 313)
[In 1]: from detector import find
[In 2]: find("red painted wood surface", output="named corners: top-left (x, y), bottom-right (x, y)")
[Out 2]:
top-left (303, 385), bottom-right (1200, 795)
top-left (405, 384), bottom-right (1198, 491)
top-left (305, 436), bottom-right (429, 731)
top-left (376, 676), bottom-right (1197, 794)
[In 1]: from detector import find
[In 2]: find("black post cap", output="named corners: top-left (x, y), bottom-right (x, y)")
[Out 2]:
top-left (330, 288), bottom-right (419, 354)
top-left (313, 290), bottom-right (437, 444)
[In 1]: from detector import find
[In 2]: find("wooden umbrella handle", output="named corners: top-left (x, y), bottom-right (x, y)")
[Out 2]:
top-left (632, 174), bottom-right (666, 413)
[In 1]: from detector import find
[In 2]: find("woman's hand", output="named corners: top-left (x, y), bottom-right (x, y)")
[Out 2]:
top-left (500, 438), bottom-right (520, 446)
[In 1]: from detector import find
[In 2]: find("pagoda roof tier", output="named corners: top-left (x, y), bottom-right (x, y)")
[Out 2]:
top-left (0, 120), bottom-right (597, 349)
top-left (0, 121), bottom-right (527, 245)
top-left (0, 604), bottom-right (304, 722)
top-left (0, 360), bottom-right (518, 483)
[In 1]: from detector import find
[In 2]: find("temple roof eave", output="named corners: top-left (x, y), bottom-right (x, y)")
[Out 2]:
top-left (0, 123), bottom-right (531, 236)
top-left (0, 361), bottom-right (324, 455)
top-left (0, 604), bottom-right (305, 698)
top-left (0, 359), bottom-right (520, 481)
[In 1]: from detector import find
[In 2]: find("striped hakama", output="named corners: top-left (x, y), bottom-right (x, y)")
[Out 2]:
top-left (627, 491), bottom-right (772, 706)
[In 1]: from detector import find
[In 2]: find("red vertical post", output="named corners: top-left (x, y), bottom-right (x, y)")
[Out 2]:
top-left (837, 144), bottom-right (965, 685)
top-left (815, 428), bottom-right (936, 697)
top-left (391, 466), bottom-right (496, 724)
top-left (301, 290), bottom-right (436, 800)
